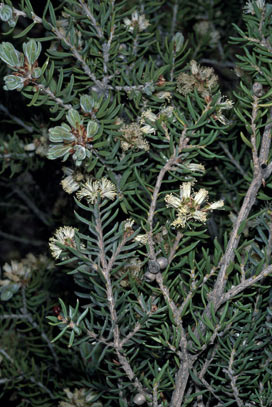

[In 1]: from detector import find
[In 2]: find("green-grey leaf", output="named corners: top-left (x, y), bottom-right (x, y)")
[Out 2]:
top-left (0, 5), bottom-right (13, 22)
top-left (32, 67), bottom-right (42, 79)
top-left (23, 39), bottom-right (42, 65)
top-left (0, 42), bottom-right (23, 68)
top-left (66, 108), bottom-right (82, 128)
top-left (80, 94), bottom-right (95, 113)
top-left (72, 145), bottom-right (86, 161)
top-left (3, 75), bottom-right (25, 91)
top-left (0, 283), bottom-right (20, 301)
top-left (172, 32), bottom-right (184, 52)
top-left (47, 144), bottom-right (71, 159)
top-left (49, 125), bottom-right (74, 142)
top-left (8, 18), bottom-right (16, 27)
top-left (87, 120), bottom-right (99, 137)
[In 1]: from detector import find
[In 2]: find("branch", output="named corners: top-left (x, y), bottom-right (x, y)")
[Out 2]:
top-left (219, 142), bottom-right (247, 177)
top-left (0, 104), bottom-right (34, 132)
top-left (223, 348), bottom-right (243, 407)
top-left (218, 264), bottom-right (272, 307)
top-left (95, 203), bottom-right (149, 400)
top-left (78, 0), bottom-right (104, 39)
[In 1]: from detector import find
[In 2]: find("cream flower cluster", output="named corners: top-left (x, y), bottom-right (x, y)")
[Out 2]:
top-left (165, 182), bottom-right (224, 228)
top-left (0, 260), bottom-right (31, 287)
top-left (76, 177), bottom-right (117, 204)
top-left (49, 226), bottom-right (78, 259)
top-left (123, 11), bottom-right (150, 32)
top-left (176, 60), bottom-right (218, 98)
top-left (61, 167), bottom-right (84, 194)
top-left (120, 123), bottom-right (150, 152)
top-left (243, 0), bottom-right (266, 14)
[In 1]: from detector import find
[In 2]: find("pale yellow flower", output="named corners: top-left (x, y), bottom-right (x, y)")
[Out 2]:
top-left (123, 11), bottom-right (150, 32)
top-left (134, 234), bottom-right (149, 244)
top-left (164, 181), bottom-right (224, 228)
top-left (76, 177), bottom-right (117, 204)
top-left (49, 226), bottom-right (78, 259)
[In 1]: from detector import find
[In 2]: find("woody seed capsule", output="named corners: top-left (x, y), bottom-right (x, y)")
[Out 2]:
top-left (133, 393), bottom-right (146, 405)
top-left (144, 272), bottom-right (156, 282)
top-left (157, 256), bottom-right (168, 270)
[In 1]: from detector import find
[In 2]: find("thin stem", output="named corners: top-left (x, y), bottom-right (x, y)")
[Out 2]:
top-left (78, 0), bottom-right (104, 38)
top-left (223, 348), bottom-right (243, 407)
top-left (219, 142), bottom-right (246, 177)
top-left (170, 1), bottom-right (178, 37)
top-left (0, 104), bottom-right (34, 132)
top-left (36, 84), bottom-right (72, 110)
top-left (95, 204), bottom-right (149, 400)
top-left (0, 230), bottom-right (44, 246)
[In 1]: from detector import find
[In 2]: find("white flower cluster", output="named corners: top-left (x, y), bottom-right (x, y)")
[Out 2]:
top-left (49, 226), bottom-right (78, 259)
top-left (76, 177), bottom-right (117, 204)
top-left (123, 11), bottom-right (150, 32)
top-left (213, 96), bottom-right (234, 125)
top-left (194, 21), bottom-right (220, 48)
top-left (244, 0), bottom-right (266, 14)
top-left (165, 182), bottom-right (224, 228)
top-left (0, 260), bottom-right (31, 287)
top-left (61, 167), bottom-right (84, 194)
top-left (120, 122), bottom-right (150, 152)
top-left (177, 60), bottom-right (218, 98)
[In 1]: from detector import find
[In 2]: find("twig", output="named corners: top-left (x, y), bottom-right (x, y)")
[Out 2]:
top-left (0, 104), bottom-right (34, 132)
top-left (95, 204), bottom-right (149, 400)
top-left (13, 186), bottom-right (51, 226)
top-left (103, 25), bottom-right (115, 74)
top-left (219, 264), bottom-right (272, 307)
top-left (219, 142), bottom-right (247, 177)
top-left (168, 231), bottom-right (183, 264)
top-left (0, 348), bottom-right (55, 399)
top-left (170, 1), bottom-right (178, 37)
top-left (223, 348), bottom-right (243, 407)
top-left (209, 109), bottom-right (272, 312)
top-left (0, 230), bottom-right (44, 246)
top-left (36, 84), bottom-right (72, 110)
top-left (78, 0), bottom-right (104, 38)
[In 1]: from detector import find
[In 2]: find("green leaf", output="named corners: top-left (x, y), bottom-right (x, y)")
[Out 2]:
top-left (176, 240), bottom-right (200, 256)
top-left (240, 131), bottom-right (253, 148)
top-left (47, 144), bottom-right (71, 159)
top-left (0, 42), bottom-right (23, 67)
top-left (66, 108), bottom-right (82, 128)
top-left (0, 5), bottom-right (13, 21)
top-left (13, 21), bottom-right (36, 38)
top-left (87, 120), bottom-right (99, 137)
top-left (172, 32), bottom-right (184, 52)
top-left (23, 39), bottom-right (42, 65)
top-left (3, 74), bottom-right (24, 91)
top-left (49, 124), bottom-right (74, 142)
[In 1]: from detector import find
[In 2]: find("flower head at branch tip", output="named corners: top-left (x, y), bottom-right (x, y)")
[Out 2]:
top-left (134, 233), bottom-right (149, 245)
top-left (76, 177), bottom-right (117, 204)
top-left (120, 123), bottom-right (150, 152)
top-left (0, 260), bottom-right (31, 287)
top-left (164, 181), bottom-right (224, 229)
top-left (49, 226), bottom-right (78, 259)
top-left (123, 11), bottom-right (150, 32)
top-left (61, 167), bottom-right (84, 194)
top-left (124, 218), bottom-right (135, 231)
top-left (176, 60), bottom-right (218, 98)
top-left (140, 109), bottom-right (157, 123)
top-left (243, 0), bottom-right (266, 15)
